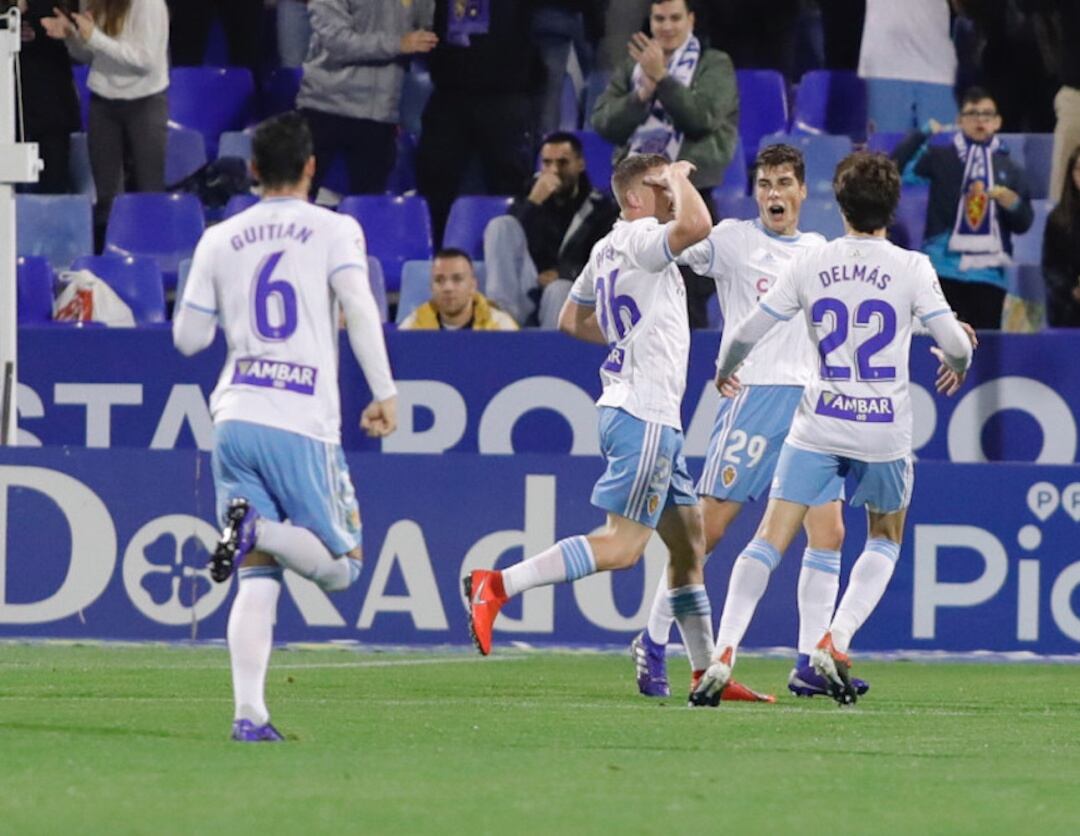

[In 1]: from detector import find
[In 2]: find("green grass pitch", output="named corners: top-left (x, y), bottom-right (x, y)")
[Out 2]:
top-left (0, 643), bottom-right (1077, 835)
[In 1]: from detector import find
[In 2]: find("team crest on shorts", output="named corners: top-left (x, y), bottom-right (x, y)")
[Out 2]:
top-left (721, 465), bottom-right (737, 488)
top-left (647, 494), bottom-right (660, 515)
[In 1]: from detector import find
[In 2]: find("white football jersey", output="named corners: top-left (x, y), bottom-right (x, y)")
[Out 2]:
top-left (181, 197), bottom-right (370, 443)
top-left (570, 217), bottom-right (689, 430)
top-left (682, 218), bottom-right (825, 386)
top-left (759, 235), bottom-right (952, 461)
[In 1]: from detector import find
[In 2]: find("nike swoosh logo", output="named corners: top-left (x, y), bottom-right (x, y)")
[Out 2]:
top-left (472, 578), bottom-right (488, 605)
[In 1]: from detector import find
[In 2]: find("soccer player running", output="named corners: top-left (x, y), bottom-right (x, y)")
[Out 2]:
top-left (465, 155), bottom-right (719, 691)
top-left (173, 112), bottom-right (397, 741)
top-left (634, 143), bottom-right (868, 703)
top-left (689, 152), bottom-right (974, 707)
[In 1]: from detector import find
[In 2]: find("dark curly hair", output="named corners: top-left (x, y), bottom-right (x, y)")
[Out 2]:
top-left (832, 152), bottom-right (901, 233)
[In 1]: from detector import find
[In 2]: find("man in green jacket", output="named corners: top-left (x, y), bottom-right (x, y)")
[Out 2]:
top-left (590, 0), bottom-right (739, 327)
top-left (591, 0), bottom-right (739, 197)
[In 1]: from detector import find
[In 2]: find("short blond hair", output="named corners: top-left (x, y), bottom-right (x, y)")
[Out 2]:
top-left (611, 153), bottom-right (669, 210)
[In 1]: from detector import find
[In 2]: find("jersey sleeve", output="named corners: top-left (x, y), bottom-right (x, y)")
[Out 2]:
top-left (681, 220), bottom-right (741, 280)
top-left (178, 234), bottom-right (218, 315)
top-left (756, 255), bottom-right (802, 321)
top-left (327, 215), bottom-right (369, 278)
top-left (569, 258), bottom-right (597, 307)
top-left (626, 219), bottom-right (676, 273)
top-left (911, 256), bottom-right (952, 324)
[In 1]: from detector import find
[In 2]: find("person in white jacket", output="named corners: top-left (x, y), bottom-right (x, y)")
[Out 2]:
top-left (43, 0), bottom-right (169, 237)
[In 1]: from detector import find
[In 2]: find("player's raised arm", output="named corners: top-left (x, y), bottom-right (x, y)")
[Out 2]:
top-left (643, 160), bottom-right (711, 257)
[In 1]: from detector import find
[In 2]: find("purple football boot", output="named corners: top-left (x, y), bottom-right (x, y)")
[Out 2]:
top-left (630, 630), bottom-right (670, 698)
top-left (230, 719), bottom-right (285, 742)
top-left (209, 498), bottom-right (260, 583)
top-left (787, 664), bottom-right (870, 698)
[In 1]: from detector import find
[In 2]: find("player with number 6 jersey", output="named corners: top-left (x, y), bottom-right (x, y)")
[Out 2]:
top-left (173, 112), bottom-right (397, 742)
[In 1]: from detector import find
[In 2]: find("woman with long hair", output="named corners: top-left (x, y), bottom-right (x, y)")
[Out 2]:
top-left (1043, 144), bottom-right (1080, 327)
top-left (43, 0), bottom-right (169, 243)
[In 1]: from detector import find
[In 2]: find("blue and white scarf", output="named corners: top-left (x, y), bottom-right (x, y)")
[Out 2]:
top-left (948, 132), bottom-right (1010, 271)
top-left (627, 35), bottom-right (701, 162)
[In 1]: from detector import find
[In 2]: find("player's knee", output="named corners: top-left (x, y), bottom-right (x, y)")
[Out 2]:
top-left (316, 555), bottom-right (363, 592)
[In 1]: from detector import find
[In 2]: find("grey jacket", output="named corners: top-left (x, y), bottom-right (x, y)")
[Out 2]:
top-left (297, 0), bottom-right (435, 124)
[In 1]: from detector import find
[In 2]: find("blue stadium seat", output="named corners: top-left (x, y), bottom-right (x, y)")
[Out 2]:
top-left (792, 70), bottom-right (867, 141)
top-left (260, 67), bottom-right (302, 119)
top-left (999, 133), bottom-right (1053, 200)
top-left (573, 130), bottom-right (615, 193)
top-left (867, 132), bottom-right (905, 156)
top-left (72, 64), bottom-right (89, 130)
top-left (16, 255), bottom-right (54, 323)
top-left (889, 185), bottom-right (929, 250)
top-left (735, 70), bottom-right (789, 169)
top-left (16, 194), bottom-right (93, 271)
top-left (168, 67), bottom-right (255, 158)
top-left (799, 197), bottom-right (845, 239)
top-left (104, 193), bottom-right (206, 291)
top-left (758, 132), bottom-right (853, 195)
top-left (217, 130), bottom-right (253, 161)
top-left (176, 257), bottom-right (193, 306)
top-left (443, 195), bottom-right (513, 260)
top-left (70, 254), bottom-right (166, 324)
top-left (367, 255), bottom-right (388, 323)
top-left (711, 192), bottom-right (758, 221)
top-left (399, 68), bottom-right (433, 137)
top-left (165, 126), bottom-right (208, 185)
top-left (337, 195), bottom-right (433, 293)
top-left (396, 259), bottom-right (432, 324)
top-left (714, 134), bottom-right (747, 198)
top-left (67, 132), bottom-right (97, 204)
top-left (1010, 198), bottom-right (1051, 265)
top-left (223, 192), bottom-right (259, 218)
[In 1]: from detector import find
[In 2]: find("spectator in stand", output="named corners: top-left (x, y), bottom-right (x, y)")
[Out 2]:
top-left (531, 1), bottom-right (605, 136)
top-left (165, 0), bottom-right (265, 74)
top-left (399, 249), bottom-right (518, 331)
top-left (43, 0), bottom-right (169, 242)
top-left (275, 0), bottom-right (312, 68)
top-left (857, 0), bottom-right (958, 133)
top-left (298, 0), bottom-right (436, 197)
top-left (417, 0), bottom-right (543, 245)
top-left (590, 0), bottom-right (739, 328)
top-left (484, 131), bottom-right (619, 328)
top-left (14, 0), bottom-right (81, 194)
top-left (1042, 144), bottom-right (1080, 327)
top-left (1045, 1), bottom-right (1080, 204)
top-left (893, 86), bottom-right (1034, 329)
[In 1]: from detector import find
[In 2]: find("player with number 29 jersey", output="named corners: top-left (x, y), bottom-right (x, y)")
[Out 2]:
top-left (180, 197), bottom-right (395, 444)
top-left (570, 216), bottom-right (689, 431)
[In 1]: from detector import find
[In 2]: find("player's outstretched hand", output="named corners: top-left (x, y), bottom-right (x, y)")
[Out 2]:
top-left (930, 347), bottom-right (966, 396)
top-left (361, 397), bottom-right (397, 438)
top-left (714, 371), bottom-right (741, 398)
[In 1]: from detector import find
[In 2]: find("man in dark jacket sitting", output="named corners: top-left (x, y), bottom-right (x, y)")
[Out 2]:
top-left (893, 86), bottom-right (1034, 329)
top-left (484, 131), bottom-right (619, 328)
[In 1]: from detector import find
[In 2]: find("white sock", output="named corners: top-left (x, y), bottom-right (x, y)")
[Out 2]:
top-left (502, 536), bottom-right (595, 598)
top-left (669, 585), bottom-right (713, 671)
top-left (646, 572), bottom-right (673, 645)
top-left (256, 520), bottom-right (360, 592)
top-left (830, 539), bottom-right (900, 653)
top-left (228, 572), bottom-right (281, 724)
top-left (797, 549), bottom-right (841, 656)
top-left (715, 539), bottom-right (779, 664)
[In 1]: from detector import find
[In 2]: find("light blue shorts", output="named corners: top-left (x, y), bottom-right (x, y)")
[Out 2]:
top-left (212, 420), bottom-right (362, 556)
top-left (771, 442), bottom-right (914, 513)
top-left (591, 407), bottom-right (697, 529)
top-left (697, 385), bottom-right (803, 503)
